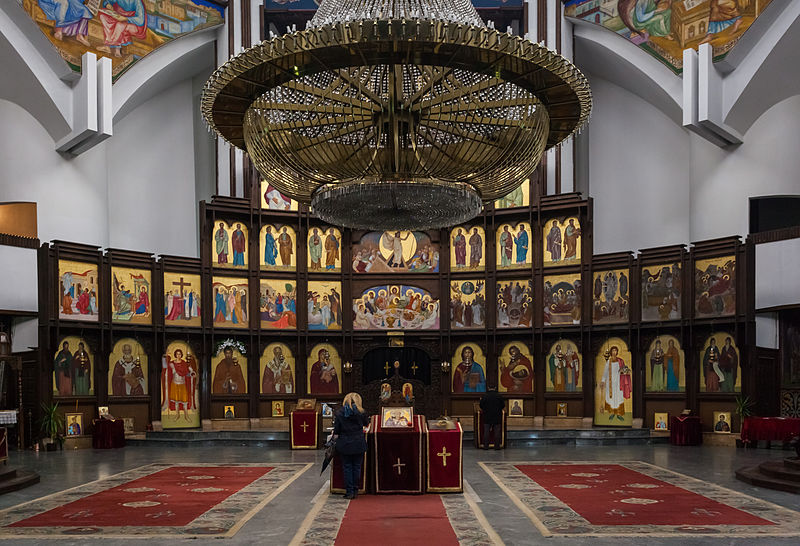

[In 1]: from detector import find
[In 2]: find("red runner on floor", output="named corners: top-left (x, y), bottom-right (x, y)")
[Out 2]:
top-left (335, 495), bottom-right (459, 545)
top-left (10, 466), bottom-right (273, 528)
top-left (516, 464), bottom-right (774, 526)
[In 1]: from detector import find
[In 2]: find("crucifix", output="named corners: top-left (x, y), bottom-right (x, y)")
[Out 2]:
top-left (384, 361), bottom-right (390, 376)
top-left (301, 421), bottom-right (309, 433)
top-left (437, 447), bottom-right (451, 467)
top-left (172, 276), bottom-right (191, 298)
top-left (410, 361), bottom-right (418, 375)
top-left (393, 458), bottom-right (406, 475)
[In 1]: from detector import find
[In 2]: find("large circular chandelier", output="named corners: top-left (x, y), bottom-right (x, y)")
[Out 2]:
top-left (202, 0), bottom-right (591, 230)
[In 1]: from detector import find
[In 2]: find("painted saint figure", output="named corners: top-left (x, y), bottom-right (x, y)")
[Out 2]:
top-left (212, 347), bottom-right (246, 394)
top-left (111, 343), bottom-right (145, 396)
top-left (650, 339), bottom-right (666, 392)
top-left (263, 226), bottom-right (277, 266)
top-left (453, 229), bottom-right (466, 268)
top-left (719, 337), bottom-right (738, 392)
top-left (72, 342), bottom-right (92, 395)
top-left (499, 225), bottom-right (513, 267)
top-left (163, 349), bottom-right (197, 422)
top-left (600, 346), bottom-right (631, 422)
top-left (563, 219), bottom-right (580, 260)
top-left (215, 222), bottom-right (229, 264)
top-left (452, 346), bottom-right (486, 393)
top-left (703, 338), bottom-right (724, 392)
top-left (499, 345), bottom-right (532, 393)
top-left (54, 340), bottom-right (73, 396)
top-left (309, 228), bottom-right (322, 270)
top-left (384, 231), bottom-right (411, 268)
top-left (37, 0), bottom-right (92, 46)
top-left (514, 224), bottom-right (529, 264)
top-left (310, 348), bottom-right (339, 394)
top-left (325, 229), bottom-right (340, 270)
top-left (549, 344), bottom-right (567, 392)
top-left (278, 227), bottom-right (293, 266)
top-left (700, 0), bottom-right (742, 44)
top-left (262, 345), bottom-right (294, 394)
top-left (231, 224), bottom-right (246, 266)
top-left (546, 220), bottom-right (562, 262)
top-left (469, 228), bottom-right (483, 269)
top-left (665, 339), bottom-right (681, 392)
top-left (565, 347), bottom-right (580, 392)
top-left (97, 0), bottom-right (147, 58)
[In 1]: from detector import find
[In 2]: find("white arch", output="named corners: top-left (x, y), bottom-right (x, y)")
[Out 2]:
top-left (572, 19), bottom-right (683, 125)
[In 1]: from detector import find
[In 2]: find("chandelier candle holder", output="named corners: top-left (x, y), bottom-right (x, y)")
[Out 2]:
top-left (202, 0), bottom-right (591, 230)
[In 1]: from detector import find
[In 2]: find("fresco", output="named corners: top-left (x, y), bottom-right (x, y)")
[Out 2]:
top-left (645, 335), bottom-right (685, 392)
top-left (352, 231), bottom-right (439, 273)
top-left (58, 259), bottom-right (99, 322)
top-left (497, 342), bottom-right (533, 394)
top-left (494, 179), bottom-right (530, 209)
top-left (261, 342), bottom-right (295, 394)
top-left (695, 255), bottom-right (736, 318)
top-left (21, 0), bottom-right (225, 80)
top-left (700, 332), bottom-right (741, 393)
top-left (111, 266), bottom-right (151, 324)
top-left (543, 216), bottom-right (581, 267)
top-left (212, 220), bottom-right (248, 270)
top-left (543, 273), bottom-right (582, 326)
top-left (641, 262), bottom-right (681, 321)
top-left (212, 277), bottom-right (249, 329)
top-left (308, 226), bottom-right (341, 272)
top-left (593, 337), bottom-right (633, 427)
top-left (546, 339), bottom-right (582, 392)
top-left (564, 0), bottom-right (774, 73)
top-left (451, 343), bottom-right (487, 394)
top-left (108, 338), bottom-right (147, 396)
top-left (496, 279), bottom-right (533, 328)
top-left (163, 272), bottom-right (201, 326)
top-left (306, 343), bottom-right (341, 395)
top-left (260, 279), bottom-right (296, 329)
top-left (161, 340), bottom-right (199, 428)
top-left (354, 285), bottom-right (439, 330)
top-left (211, 341), bottom-right (247, 395)
top-left (592, 268), bottom-right (630, 324)
top-left (260, 180), bottom-right (298, 211)
top-left (450, 226), bottom-right (485, 271)
top-left (53, 336), bottom-right (93, 396)
top-left (496, 223), bottom-right (531, 270)
top-left (260, 224), bottom-right (296, 271)
top-left (450, 280), bottom-right (485, 329)
top-left (309, 280), bottom-right (343, 330)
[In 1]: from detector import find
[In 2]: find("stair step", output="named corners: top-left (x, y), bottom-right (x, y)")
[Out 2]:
top-left (784, 457), bottom-right (800, 471)
top-left (735, 465), bottom-right (800, 494)
top-left (0, 469), bottom-right (40, 495)
top-left (758, 460), bottom-right (800, 483)
top-left (0, 466), bottom-right (18, 481)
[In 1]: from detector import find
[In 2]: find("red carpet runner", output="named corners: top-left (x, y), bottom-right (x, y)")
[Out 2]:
top-left (11, 466), bottom-right (273, 528)
top-left (516, 464), bottom-right (773, 526)
top-left (335, 495), bottom-right (459, 545)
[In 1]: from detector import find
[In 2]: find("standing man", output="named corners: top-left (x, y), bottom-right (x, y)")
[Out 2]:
top-left (308, 228), bottom-right (323, 270)
top-left (479, 387), bottom-right (504, 450)
top-left (546, 220), bottom-right (561, 262)
top-left (452, 228), bottom-right (466, 268)
top-left (278, 227), bottom-right (293, 267)
top-left (215, 222), bottom-right (229, 264)
top-left (231, 223), bottom-right (246, 266)
top-left (97, 0), bottom-right (147, 58)
top-left (499, 225), bottom-right (513, 267)
top-left (468, 227), bottom-right (483, 269)
top-left (263, 226), bottom-right (278, 266)
top-left (325, 229), bottom-right (339, 270)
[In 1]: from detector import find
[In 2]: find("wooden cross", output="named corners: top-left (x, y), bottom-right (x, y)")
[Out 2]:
top-left (393, 458), bottom-right (406, 475)
top-left (172, 276), bottom-right (191, 297)
top-left (301, 421), bottom-right (309, 433)
top-left (437, 447), bottom-right (451, 467)
top-left (384, 361), bottom-right (390, 376)
top-left (410, 362), bottom-right (419, 375)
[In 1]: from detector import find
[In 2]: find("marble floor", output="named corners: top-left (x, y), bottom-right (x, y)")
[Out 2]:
top-left (0, 444), bottom-right (798, 545)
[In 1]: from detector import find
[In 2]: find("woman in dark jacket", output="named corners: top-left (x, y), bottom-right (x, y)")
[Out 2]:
top-left (334, 392), bottom-right (369, 499)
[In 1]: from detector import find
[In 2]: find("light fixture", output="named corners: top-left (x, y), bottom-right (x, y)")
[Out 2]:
top-left (202, 0), bottom-right (591, 230)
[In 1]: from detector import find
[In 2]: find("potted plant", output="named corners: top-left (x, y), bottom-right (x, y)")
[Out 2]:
top-left (40, 402), bottom-right (65, 451)
top-left (734, 394), bottom-right (755, 447)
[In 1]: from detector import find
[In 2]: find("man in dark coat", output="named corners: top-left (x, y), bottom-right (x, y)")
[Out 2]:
top-left (479, 386), bottom-right (504, 449)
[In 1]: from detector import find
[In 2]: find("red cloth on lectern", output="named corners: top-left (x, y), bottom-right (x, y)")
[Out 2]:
top-left (473, 407), bottom-right (506, 448)
top-left (92, 419), bottom-right (125, 449)
top-left (740, 417), bottom-right (800, 443)
top-left (290, 410), bottom-right (318, 449)
top-left (669, 415), bottom-right (702, 446)
top-left (426, 423), bottom-right (463, 492)
top-left (373, 415), bottom-right (425, 494)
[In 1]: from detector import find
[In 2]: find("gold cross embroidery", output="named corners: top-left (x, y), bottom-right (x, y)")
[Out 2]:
top-left (437, 447), bottom-right (451, 467)
top-left (301, 421), bottom-right (309, 433)
top-left (393, 458), bottom-right (406, 475)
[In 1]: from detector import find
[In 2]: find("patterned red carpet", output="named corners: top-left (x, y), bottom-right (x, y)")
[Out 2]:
top-left (0, 463), bottom-right (311, 539)
top-left (293, 492), bottom-right (500, 545)
top-left (481, 461), bottom-right (800, 538)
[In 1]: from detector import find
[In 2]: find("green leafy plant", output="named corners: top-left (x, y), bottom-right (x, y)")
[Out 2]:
top-left (734, 394), bottom-right (755, 419)
top-left (39, 401), bottom-right (65, 447)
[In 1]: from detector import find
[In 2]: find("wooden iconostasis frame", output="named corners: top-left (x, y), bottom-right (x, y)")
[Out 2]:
top-left (36, 177), bottom-right (757, 432)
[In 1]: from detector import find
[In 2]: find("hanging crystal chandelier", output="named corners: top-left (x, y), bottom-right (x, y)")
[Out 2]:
top-left (202, 0), bottom-right (591, 230)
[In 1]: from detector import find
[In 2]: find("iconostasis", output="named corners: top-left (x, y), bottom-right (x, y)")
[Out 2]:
top-left (38, 182), bottom-right (755, 431)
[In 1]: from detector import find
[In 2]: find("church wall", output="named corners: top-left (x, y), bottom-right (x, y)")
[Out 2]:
top-left (107, 77), bottom-right (207, 258)
top-left (583, 76), bottom-right (692, 254)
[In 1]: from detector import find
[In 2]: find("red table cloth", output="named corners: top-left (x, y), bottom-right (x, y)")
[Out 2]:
top-left (740, 417), bottom-right (800, 444)
top-left (372, 414), bottom-right (425, 494)
top-left (473, 407), bottom-right (506, 449)
top-left (669, 416), bottom-right (702, 446)
top-left (92, 419), bottom-right (125, 449)
top-left (290, 410), bottom-right (319, 449)
top-left (426, 422), bottom-right (463, 493)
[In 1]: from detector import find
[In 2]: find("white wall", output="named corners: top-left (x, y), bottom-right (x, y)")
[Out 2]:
top-left (584, 76), bottom-right (691, 254)
top-left (756, 238), bottom-right (800, 311)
